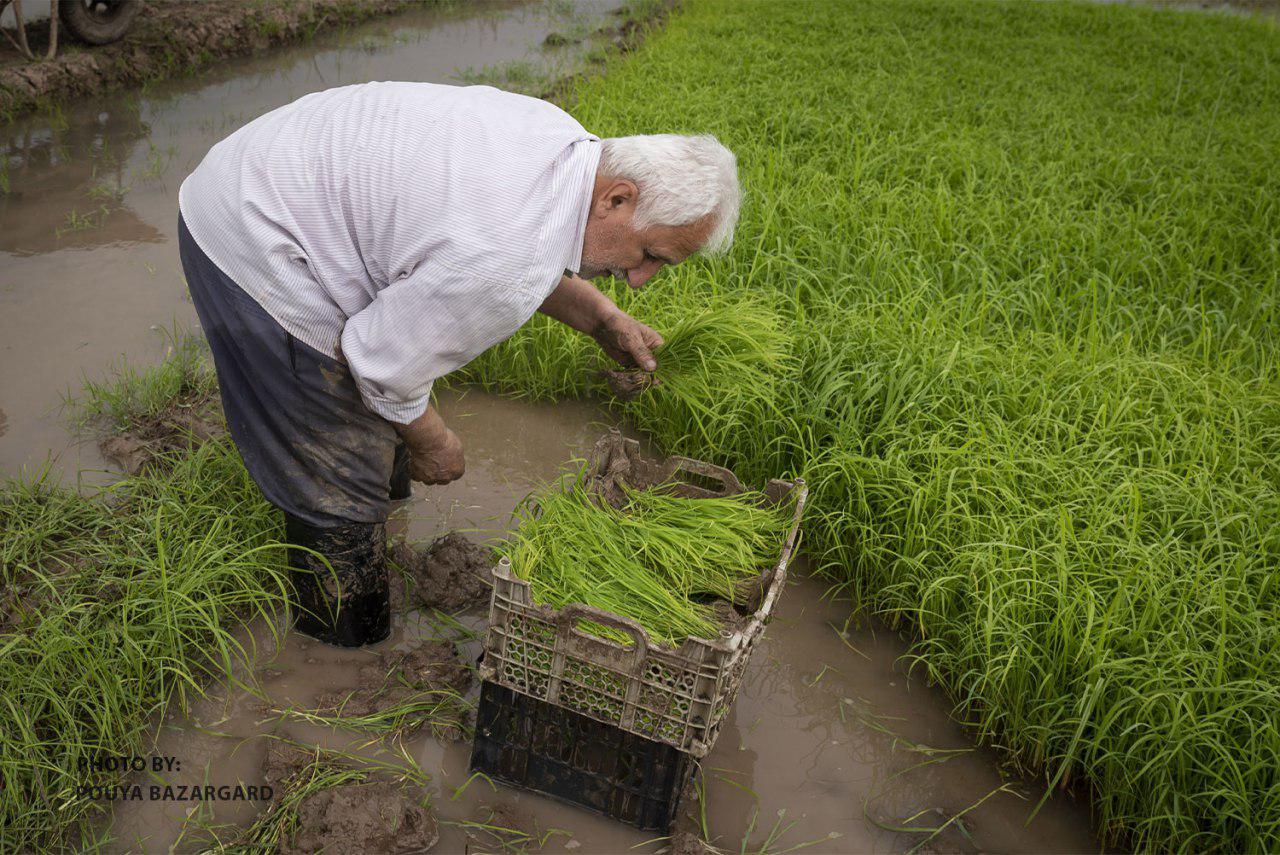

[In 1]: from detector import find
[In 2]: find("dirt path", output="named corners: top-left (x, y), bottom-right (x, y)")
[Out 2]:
top-left (0, 0), bottom-right (431, 120)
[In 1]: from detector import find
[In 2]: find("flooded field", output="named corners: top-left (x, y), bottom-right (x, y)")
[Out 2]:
top-left (2, 2), bottom-right (1105, 851)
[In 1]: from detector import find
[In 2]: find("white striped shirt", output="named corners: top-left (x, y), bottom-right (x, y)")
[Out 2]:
top-left (178, 82), bottom-right (600, 423)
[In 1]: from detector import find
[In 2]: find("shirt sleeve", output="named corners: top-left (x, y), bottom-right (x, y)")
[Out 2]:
top-left (340, 256), bottom-right (542, 424)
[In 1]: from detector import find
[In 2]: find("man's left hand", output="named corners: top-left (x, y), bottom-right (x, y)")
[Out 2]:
top-left (592, 310), bottom-right (663, 373)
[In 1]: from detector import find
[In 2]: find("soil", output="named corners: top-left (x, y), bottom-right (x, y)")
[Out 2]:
top-left (259, 742), bottom-right (440, 854)
top-left (96, 393), bottom-right (223, 476)
top-left (285, 780), bottom-right (439, 855)
top-left (601, 367), bottom-right (656, 401)
top-left (708, 598), bottom-right (749, 638)
top-left (0, 0), bottom-right (420, 120)
top-left (668, 831), bottom-right (714, 855)
top-left (312, 639), bottom-right (473, 741)
top-left (390, 531), bottom-right (493, 613)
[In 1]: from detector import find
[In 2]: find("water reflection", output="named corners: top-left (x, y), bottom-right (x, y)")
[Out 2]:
top-left (0, 101), bottom-right (164, 255)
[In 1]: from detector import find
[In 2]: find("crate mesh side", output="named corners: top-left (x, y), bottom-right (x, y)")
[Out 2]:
top-left (487, 588), bottom-right (763, 754)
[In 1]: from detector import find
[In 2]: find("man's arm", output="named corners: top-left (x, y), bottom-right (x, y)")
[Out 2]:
top-left (539, 274), bottom-right (663, 371)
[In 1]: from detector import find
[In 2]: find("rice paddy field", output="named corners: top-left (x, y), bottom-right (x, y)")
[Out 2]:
top-left (2, 0), bottom-right (1278, 851)
top-left (455, 1), bottom-right (1280, 850)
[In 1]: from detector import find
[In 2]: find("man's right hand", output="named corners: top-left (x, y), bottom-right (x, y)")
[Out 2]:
top-left (393, 404), bottom-right (466, 486)
top-left (408, 427), bottom-right (465, 485)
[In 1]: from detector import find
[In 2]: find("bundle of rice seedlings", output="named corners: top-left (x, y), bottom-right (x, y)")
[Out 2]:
top-left (501, 472), bottom-right (792, 647)
top-left (602, 301), bottom-right (797, 482)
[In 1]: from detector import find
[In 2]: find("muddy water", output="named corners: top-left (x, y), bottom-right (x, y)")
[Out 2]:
top-left (0, 0), bottom-right (613, 482)
top-left (105, 387), bottom-right (1098, 854)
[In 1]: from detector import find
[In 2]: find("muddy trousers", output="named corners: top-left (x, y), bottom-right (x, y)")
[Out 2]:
top-left (179, 215), bottom-right (411, 647)
top-left (281, 465), bottom-right (408, 646)
top-left (284, 515), bottom-right (391, 647)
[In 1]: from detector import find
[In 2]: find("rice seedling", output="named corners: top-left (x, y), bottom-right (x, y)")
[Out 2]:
top-left (69, 328), bottom-right (216, 435)
top-left (275, 680), bottom-right (470, 742)
top-left (446, 807), bottom-right (572, 853)
top-left (501, 472), bottom-right (792, 646)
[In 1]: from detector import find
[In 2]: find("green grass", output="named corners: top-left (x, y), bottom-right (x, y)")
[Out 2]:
top-left (457, 1), bottom-right (1280, 850)
top-left (70, 331), bottom-right (217, 434)
top-left (0, 390), bottom-right (288, 851)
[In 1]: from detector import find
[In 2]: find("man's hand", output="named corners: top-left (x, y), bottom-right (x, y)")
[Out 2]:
top-left (393, 405), bottom-right (465, 486)
top-left (408, 427), bottom-right (465, 485)
top-left (591, 310), bottom-right (663, 373)
top-left (538, 275), bottom-right (663, 373)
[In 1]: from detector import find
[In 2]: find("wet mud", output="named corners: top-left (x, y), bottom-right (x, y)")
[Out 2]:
top-left (96, 392), bottom-right (222, 475)
top-left (286, 780), bottom-right (438, 855)
top-left (260, 742), bottom-right (440, 855)
top-left (390, 531), bottom-right (493, 614)
top-left (311, 639), bottom-right (474, 741)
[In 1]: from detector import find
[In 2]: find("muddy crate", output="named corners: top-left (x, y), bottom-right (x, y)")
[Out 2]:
top-left (478, 431), bottom-right (806, 758)
top-left (470, 681), bottom-right (693, 831)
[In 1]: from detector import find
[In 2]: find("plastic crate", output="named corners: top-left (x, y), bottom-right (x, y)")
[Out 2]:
top-left (470, 681), bottom-right (693, 831)
top-left (479, 431), bottom-right (807, 758)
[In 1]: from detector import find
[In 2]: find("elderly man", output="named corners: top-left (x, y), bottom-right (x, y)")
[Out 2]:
top-left (178, 81), bottom-right (740, 647)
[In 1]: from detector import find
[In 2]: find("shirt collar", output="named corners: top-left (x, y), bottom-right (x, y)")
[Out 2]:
top-left (566, 138), bottom-right (601, 274)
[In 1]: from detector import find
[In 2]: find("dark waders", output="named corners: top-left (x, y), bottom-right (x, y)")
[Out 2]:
top-left (179, 215), bottom-right (413, 647)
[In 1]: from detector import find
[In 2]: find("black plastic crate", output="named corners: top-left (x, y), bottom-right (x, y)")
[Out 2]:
top-left (470, 681), bottom-right (693, 832)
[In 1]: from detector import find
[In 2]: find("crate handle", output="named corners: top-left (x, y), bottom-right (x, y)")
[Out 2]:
top-left (665, 456), bottom-right (745, 496)
top-left (557, 603), bottom-right (649, 661)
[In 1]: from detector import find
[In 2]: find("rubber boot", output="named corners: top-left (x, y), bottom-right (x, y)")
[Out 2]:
top-left (283, 514), bottom-right (391, 647)
top-left (389, 442), bottom-right (412, 501)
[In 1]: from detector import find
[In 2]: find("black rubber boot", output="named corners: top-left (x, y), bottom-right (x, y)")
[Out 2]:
top-left (389, 442), bottom-right (413, 501)
top-left (283, 514), bottom-right (391, 647)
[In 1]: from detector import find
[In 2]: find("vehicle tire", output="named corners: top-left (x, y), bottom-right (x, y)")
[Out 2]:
top-left (57, 0), bottom-right (141, 46)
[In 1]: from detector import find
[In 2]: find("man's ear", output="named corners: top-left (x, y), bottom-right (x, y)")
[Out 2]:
top-left (597, 179), bottom-right (637, 214)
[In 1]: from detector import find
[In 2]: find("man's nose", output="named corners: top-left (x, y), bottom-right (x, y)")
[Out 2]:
top-left (627, 260), bottom-right (663, 288)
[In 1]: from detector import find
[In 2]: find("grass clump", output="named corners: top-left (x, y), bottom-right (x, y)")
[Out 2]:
top-left (502, 472), bottom-right (791, 647)
top-left (0, 441), bottom-right (289, 852)
top-left (1, 343), bottom-right (288, 852)
top-left (71, 331), bottom-right (216, 435)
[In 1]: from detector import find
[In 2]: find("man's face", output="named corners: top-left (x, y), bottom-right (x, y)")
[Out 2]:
top-left (579, 178), bottom-right (714, 289)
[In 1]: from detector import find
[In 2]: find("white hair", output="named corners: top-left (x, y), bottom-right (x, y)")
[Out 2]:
top-left (598, 134), bottom-right (741, 255)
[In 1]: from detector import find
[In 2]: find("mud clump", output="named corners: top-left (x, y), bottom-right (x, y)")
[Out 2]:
top-left (312, 639), bottom-right (473, 740)
top-left (601, 367), bottom-right (657, 401)
top-left (391, 532), bottom-right (493, 613)
top-left (669, 831), bottom-right (715, 855)
top-left (284, 780), bottom-right (438, 855)
top-left (710, 598), bottom-right (750, 638)
top-left (259, 742), bottom-right (439, 854)
top-left (98, 396), bottom-right (224, 475)
top-left (262, 741), bottom-right (323, 790)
